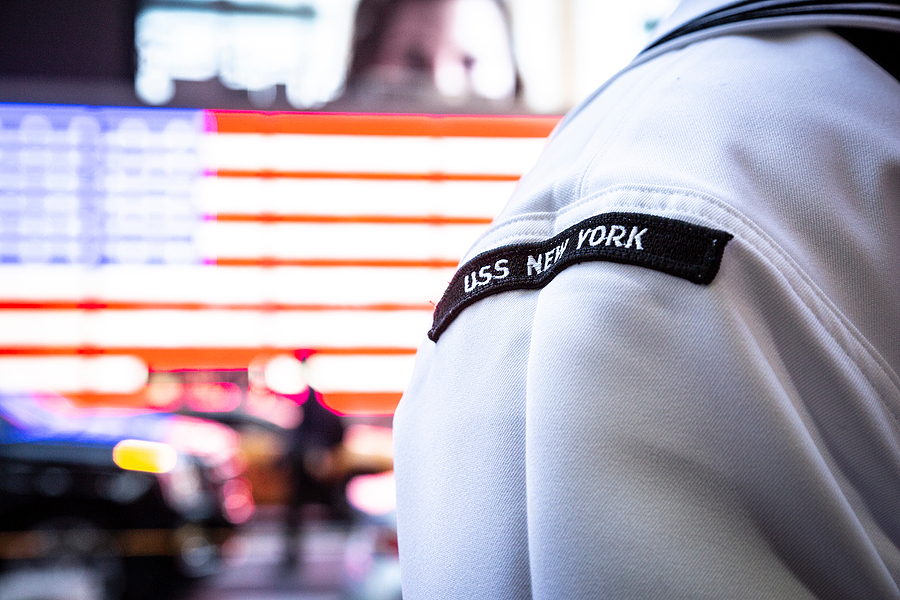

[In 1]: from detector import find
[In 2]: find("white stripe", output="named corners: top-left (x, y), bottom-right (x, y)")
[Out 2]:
top-left (197, 178), bottom-right (515, 218)
top-left (266, 310), bottom-right (430, 348)
top-left (0, 264), bottom-right (454, 306)
top-left (196, 221), bottom-right (488, 261)
top-left (203, 134), bottom-right (547, 175)
top-left (303, 354), bottom-right (416, 393)
top-left (0, 310), bottom-right (431, 348)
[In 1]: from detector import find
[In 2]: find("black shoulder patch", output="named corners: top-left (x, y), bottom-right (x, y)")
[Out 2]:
top-left (428, 212), bottom-right (732, 342)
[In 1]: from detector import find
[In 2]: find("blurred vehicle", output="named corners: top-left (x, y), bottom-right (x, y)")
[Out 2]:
top-left (0, 391), bottom-right (254, 600)
top-left (342, 471), bottom-right (401, 600)
top-left (144, 369), bottom-right (301, 507)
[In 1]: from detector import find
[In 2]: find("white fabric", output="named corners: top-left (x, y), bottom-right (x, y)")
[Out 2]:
top-left (393, 4), bottom-right (900, 598)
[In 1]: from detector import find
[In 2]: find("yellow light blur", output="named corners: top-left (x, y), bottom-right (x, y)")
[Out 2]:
top-left (113, 440), bottom-right (178, 474)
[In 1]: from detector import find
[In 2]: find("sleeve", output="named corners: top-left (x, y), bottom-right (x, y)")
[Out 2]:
top-left (523, 254), bottom-right (900, 599)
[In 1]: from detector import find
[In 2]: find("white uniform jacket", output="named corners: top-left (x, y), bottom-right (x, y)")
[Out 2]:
top-left (394, 1), bottom-right (900, 598)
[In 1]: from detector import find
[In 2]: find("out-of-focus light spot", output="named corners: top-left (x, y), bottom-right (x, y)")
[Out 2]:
top-left (67, 115), bottom-right (101, 144)
top-left (434, 60), bottom-right (467, 98)
top-left (0, 356), bottom-right (148, 394)
top-left (221, 478), bottom-right (255, 524)
top-left (264, 354), bottom-right (306, 395)
top-left (18, 114), bottom-right (52, 145)
top-left (163, 119), bottom-right (199, 150)
top-left (168, 417), bottom-right (238, 460)
top-left (85, 355), bottom-right (150, 394)
top-left (113, 439), bottom-right (179, 473)
top-left (136, 69), bottom-right (176, 106)
top-left (113, 118), bottom-right (151, 149)
top-left (134, 4), bottom-right (341, 109)
top-left (346, 471), bottom-right (396, 517)
top-left (452, 0), bottom-right (516, 100)
top-left (185, 381), bottom-right (242, 413)
top-left (344, 424), bottom-right (393, 459)
top-left (244, 386), bottom-right (303, 428)
top-left (146, 375), bottom-right (185, 410)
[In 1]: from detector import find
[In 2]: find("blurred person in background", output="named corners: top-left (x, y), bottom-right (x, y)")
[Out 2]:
top-left (327, 0), bottom-right (524, 113)
top-left (393, 0), bottom-right (900, 598)
top-left (281, 385), bottom-right (347, 571)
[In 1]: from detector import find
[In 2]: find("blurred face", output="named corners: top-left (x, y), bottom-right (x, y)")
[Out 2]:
top-left (371, 0), bottom-right (517, 100)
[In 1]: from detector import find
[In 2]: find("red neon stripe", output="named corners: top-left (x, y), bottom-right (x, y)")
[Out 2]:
top-left (209, 257), bottom-right (459, 268)
top-left (66, 390), bottom-right (404, 415)
top-left (208, 111), bottom-right (561, 138)
top-left (0, 346), bottom-right (418, 356)
top-left (320, 392), bottom-right (402, 416)
top-left (0, 346), bottom-right (418, 371)
top-left (0, 301), bottom-right (434, 312)
top-left (208, 169), bottom-right (521, 182)
top-left (65, 392), bottom-right (153, 408)
top-left (209, 213), bottom-right (493, 225)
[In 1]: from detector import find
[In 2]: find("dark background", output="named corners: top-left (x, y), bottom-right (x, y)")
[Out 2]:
top-left (0, 0), bottom-right (137, 80)
top-left (0, 0), bottom-right (141, 106)
top-left (0, 0), bottom-right (320, 110)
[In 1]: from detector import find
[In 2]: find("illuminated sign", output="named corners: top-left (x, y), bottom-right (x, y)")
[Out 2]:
top-left (134, 0), bottom-right (352, 109)
top-left (0, 104), bottom-right (559, 413)
top-left (0, 104), bottom-right (204, 266)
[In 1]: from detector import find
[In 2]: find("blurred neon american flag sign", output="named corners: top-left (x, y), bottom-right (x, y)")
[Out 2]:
top-left (0, 105), bottom-right (559, 414)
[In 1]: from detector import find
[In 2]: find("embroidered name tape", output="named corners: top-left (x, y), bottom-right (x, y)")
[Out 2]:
top-left (428, 212), bottom-right (733, 341)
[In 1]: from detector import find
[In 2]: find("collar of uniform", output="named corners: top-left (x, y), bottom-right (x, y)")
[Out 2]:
top-left (642, 0), bottom-right (900, 63)
top-left (554, 0), bottom-right (900, 154)
top-left (647, 0), bottom-right (740, 47)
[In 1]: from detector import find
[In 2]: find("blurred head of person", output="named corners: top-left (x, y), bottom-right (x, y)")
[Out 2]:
top-left (335, 0), bottom-right (523, 112)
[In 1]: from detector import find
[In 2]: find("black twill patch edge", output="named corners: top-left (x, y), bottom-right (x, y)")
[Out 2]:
top-left (428, 212), bottom-right (733, 342)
